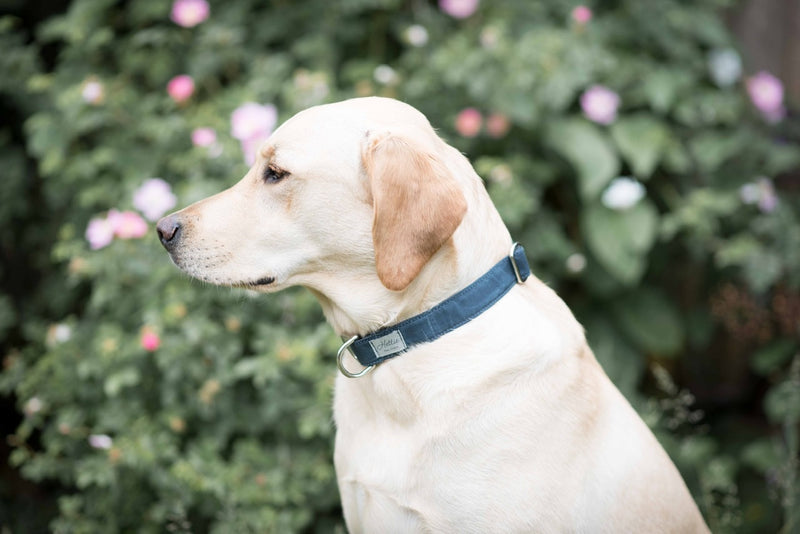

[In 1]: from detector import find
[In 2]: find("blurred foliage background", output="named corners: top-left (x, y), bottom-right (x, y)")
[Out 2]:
top-left (1, 0), bottom-right (799, 532)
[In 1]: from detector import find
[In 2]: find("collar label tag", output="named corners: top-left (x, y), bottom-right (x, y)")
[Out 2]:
top-left (368, 330), bottom-right (407, 358)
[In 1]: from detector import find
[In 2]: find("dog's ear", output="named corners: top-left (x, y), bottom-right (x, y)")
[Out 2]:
top-left (363, 132), bottom-right (467, 291)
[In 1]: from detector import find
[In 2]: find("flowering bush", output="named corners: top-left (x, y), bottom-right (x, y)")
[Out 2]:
top-left (0, 0), bottom-right (798, 532)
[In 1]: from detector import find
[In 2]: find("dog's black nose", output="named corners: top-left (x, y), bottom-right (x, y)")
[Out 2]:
top-left (156, 214), bottom-right (182, 251)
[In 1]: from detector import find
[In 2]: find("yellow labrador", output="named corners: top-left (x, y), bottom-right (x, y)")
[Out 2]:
top-left (157, 97), bottom-right (709, 533)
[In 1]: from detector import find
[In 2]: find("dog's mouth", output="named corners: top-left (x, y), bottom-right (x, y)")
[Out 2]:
top-left (169, 253), bottom-right (276, 290)
top-left (233, 276), bottom-right (275, 289)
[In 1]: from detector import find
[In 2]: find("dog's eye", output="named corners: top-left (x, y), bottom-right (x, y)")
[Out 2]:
top-left (263, 165), bottom-right (288, 184)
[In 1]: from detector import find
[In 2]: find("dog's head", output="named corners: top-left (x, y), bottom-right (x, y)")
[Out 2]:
top-left (157, 97), bottom-right (470, 295)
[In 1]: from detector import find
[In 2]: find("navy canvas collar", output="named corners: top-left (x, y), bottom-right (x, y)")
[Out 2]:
top-left (336, 243), bottom-right (531, 378)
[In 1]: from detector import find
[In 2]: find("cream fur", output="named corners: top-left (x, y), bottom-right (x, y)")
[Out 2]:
top-left (159, 97), bottom-right (710, 533)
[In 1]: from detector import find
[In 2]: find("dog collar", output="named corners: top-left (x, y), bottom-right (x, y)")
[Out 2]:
top-left (336, 242), bottom-right (531, 378)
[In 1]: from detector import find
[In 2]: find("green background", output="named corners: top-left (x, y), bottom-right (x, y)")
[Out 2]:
top-left (0, 0), bottom-right (798, 532)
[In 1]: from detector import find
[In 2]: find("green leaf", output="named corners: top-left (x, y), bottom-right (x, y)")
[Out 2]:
top-left (579, 254), bottom-right (622, 297)
top-left (678, 436), bottom-right (717, 466)
top-left (764, 378), bottom-right (800, 424)
top-left (486, 178), bottom-right (539, 230)
top-left (685, 308), bottom-right (714, 350)
top-left (715, 235), bottom-right (762, 268)
top-left (611, 288), bottom-right (686, 357)
top-left (742, 250), bottom-right (783, 294)
top-left (582, 200), bottom-right (659, 285)
top-left (740, 439), bottom-right (782, 473)
top-left (689, 131), bottom-right (745, 173)
top-left (584, 315), bottom-right (644, 399)
top-left (103, 367), bottom-right (140, 397)
top-left (610, 114), bottom-right (670, 178)
top-left (764, 143), bottom-right (800, 175)
top-left (751, 340), bottom-right (797, 376)
top-left (545, 118), bottom-right (620, 200)
top-left (0, 294), bottom-right (15, 339)
top-left (701, 456), bottom-right (738, 492)
top-left (641, 69), bottom-right (693, 114)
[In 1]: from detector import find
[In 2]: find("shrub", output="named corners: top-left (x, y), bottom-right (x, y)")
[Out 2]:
top-left (1, 0), bottom-right (798, 532)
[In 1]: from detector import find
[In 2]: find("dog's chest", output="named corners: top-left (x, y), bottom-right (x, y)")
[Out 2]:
top-left (333, 400), bottom-right (432, 531)
top-left (331, 368), bottom-right (572, 533)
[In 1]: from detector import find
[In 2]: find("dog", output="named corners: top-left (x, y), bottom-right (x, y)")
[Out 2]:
top-left (157, 97), bottom-right (710, 533)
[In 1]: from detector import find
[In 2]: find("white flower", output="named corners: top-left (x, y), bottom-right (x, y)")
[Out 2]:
top-left (81, 80), bottom-right (104, 104)
top-left (488, 164), bottom-right (512, 185)
top-left (405, 25), bottom-right (429, 47)
top-left (739, 183), bottom-right (760, 205)
top-left (88, 434), bottom-right (113, 449)
top-left (24, 397), bottom-right (43, 416)
top-left (53, 324), bottom-right (72, 343)
top-left (740, 177), bottom-right (778, 213)
top-left (47, 323), bottom-right (73, 346)
top-left (601, 177), bottom-right (646, 210)
top-left (373, 65), bottom-right (398, 85)
top-left (566, 253), bottom-right (587, 274)
top-left (707, 48), bottom-right (742, 88)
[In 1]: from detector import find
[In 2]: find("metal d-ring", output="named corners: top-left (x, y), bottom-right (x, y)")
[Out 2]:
top-left (336, 335), bottom-right (375, 378)
top-left (509, 241), bottom-right (524, 284)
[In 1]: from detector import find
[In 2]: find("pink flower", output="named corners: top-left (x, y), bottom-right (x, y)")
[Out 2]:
top-left (167, 75), bottom-right (195, 103)
top-left (170, 0), bottom-right (209, 27)
top-left (240, 134), bottom-right (270, 166)
top-left (455, 108), bottom-right (483, 138)
top-left (231, 103), bottom-right (278, 164)
top-left (191, 127), bottom-right (217, 147)
top-left (231, 102), bottom-right (278, 141)
top-left (486, 113), bottom-right (510, 138)
top-left (571, 6), bottom-right (592, 24)
top-left (439, 0), bottom-right (479, 19)
top-left (86, 216), bottom-right (115, 250)
top-left (108, 210), bottom-right (148, 239)
top-left (740, 177), bottom-right (778, 213)
top-left (580, 85), bottom-right (620, 125)
top-left (746, 71), bottom-right (785, 122)
top-left (140, 328), bottom-right (161, 352)
top-left (81, 79), bottom-right (104, 105)
top-left (133, 178), bottom-right (177, 221)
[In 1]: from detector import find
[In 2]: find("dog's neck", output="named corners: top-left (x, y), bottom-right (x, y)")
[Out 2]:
top-left (309, 200), bottom-right (512, 340)
top-left (308, 245), bottom-right (483, 339)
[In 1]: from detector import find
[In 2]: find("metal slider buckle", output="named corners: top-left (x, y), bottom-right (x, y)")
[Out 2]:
top-left (336, 335), bottom-right (375, 378)
top-left (509, 241), bottom-right (525, 284)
